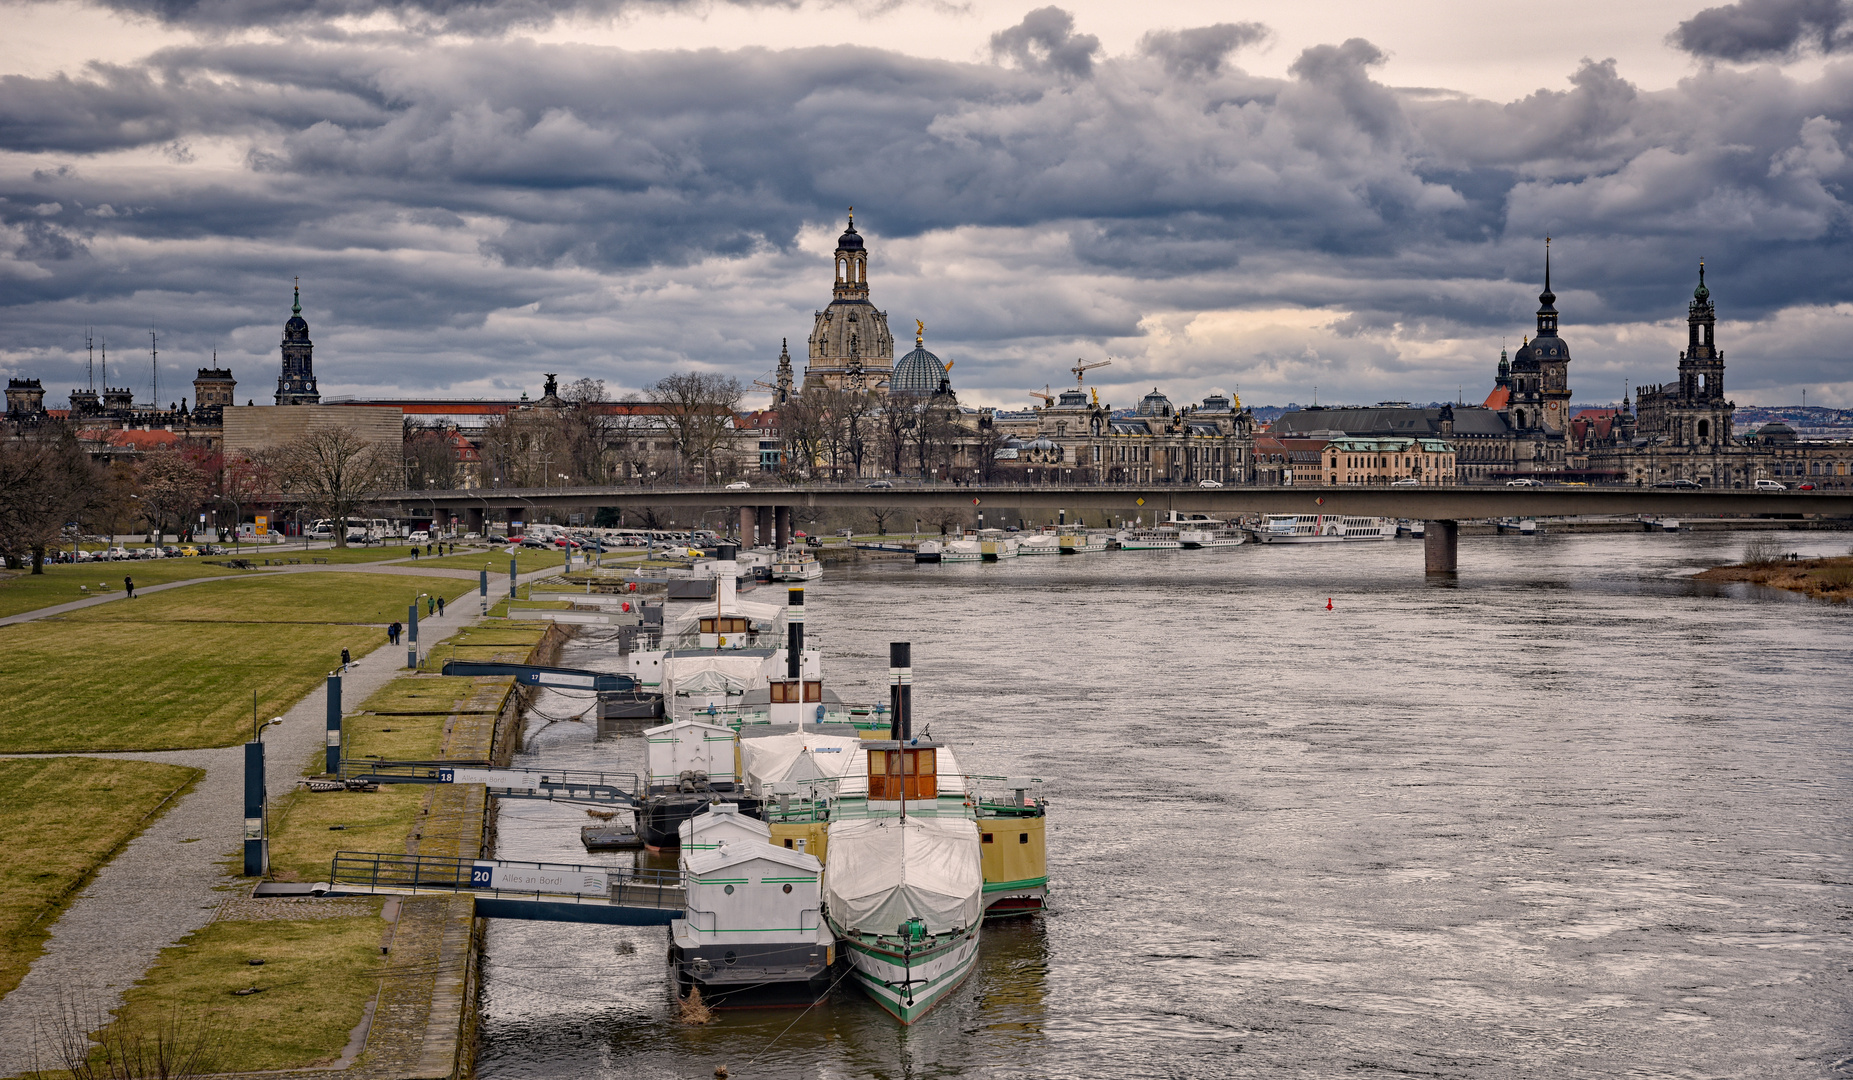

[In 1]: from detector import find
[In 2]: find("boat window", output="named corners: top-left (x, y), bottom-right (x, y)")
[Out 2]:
top-left (803, 680), bottom-right (823, 702)
top-left (982, 833), bottom-right (994, 844)
top-left (901, 751), bottom-right (916, 775)
top-left (1020, 833), bottom-right (1029, 844)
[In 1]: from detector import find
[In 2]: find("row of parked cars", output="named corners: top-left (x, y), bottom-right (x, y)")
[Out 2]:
top-left (57, 542), bottom-right (245, 562)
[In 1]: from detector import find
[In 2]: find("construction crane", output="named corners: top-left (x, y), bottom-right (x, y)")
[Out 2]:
top-left (1028, 385), bottom-right (1055, 406)
top-left (1072, 358), bottom-right (1112, 385)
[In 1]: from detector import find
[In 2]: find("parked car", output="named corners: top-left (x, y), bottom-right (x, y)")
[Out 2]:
top-left (1651, 479), bottom-right (1702, 489)
top-left (725, 480), bottom-right (752, 490)
top-left (1390, 478), bottom-right (1420, 486)
top-left (866, 480), bottom-right (894, 488)
top-left (835, 528), bottom-right (853, 537)
top-left (1198, 479), bottom-right (1224, 488)
top-left (1755, 479), bottom-right (1787, 491)
top-left (1505, 478), bottom-right (1545, 487)
top-left (1798, 482), bottom-right (1817, 491)
top-left (553, 537), bottom-right (582, 548)
top-left (408, 530), bottom-right (429, 543)
top-left (522, 537), bottom-right (552, 549)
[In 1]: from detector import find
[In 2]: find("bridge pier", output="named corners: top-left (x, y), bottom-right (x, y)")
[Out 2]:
top-left (775, 506), bottom-right (792, 549)
top-left (1424, 520), bottom-right (1459, 575)
top-left (756, 506), bottom-right (774, 549)
top-left (739, 506), bottom-right (755, 544)
top-left (463, 506), bottom-right (484, 535)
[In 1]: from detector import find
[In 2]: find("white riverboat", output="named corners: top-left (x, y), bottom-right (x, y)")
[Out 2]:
top-left (1018, 533), bottom-right (1062, 555)
top-left (914, 539), bottom-right (943, 563)
top-left (771, 549), bottom-right (823, 581)
top-left (940, 537), bottom-right (983, 563)
top-left (1171, 515), bottom-right (1246, 549)
top-left (1058, 531), bottom-right (1107, 553)
top-left (1114, 527), bottom-right (1182, 550)
top-left (1252, 514), bottom-right (1397, 543)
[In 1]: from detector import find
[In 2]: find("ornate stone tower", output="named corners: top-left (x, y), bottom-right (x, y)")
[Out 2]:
top-left (1507, 239), bottom-right (1573, 434)
top-left (804, 211), bottom-right (894, 392)
top-left (193, 365), bottom-right (236, 408)
top-left (275, 282), bottom-right (321, 405)
top-left (1636, 263), bottom-right (1735, 448)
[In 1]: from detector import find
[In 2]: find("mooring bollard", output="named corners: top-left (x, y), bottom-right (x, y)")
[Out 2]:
top-left (325, 670), bottom-right (342, 775)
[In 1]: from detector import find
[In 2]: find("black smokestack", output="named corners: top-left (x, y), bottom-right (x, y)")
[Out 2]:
top-left (787, 588), bottom-right (804, 679)
top-left (890, 641), bottom-right (912, 742)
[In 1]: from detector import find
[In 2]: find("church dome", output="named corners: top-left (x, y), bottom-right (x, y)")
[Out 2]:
top-left (891, 344), bottom-right (947, 394)
top-left (836, 219), bottom-right (864, 252)
top-left (1136, 388), bottom-right (1173, 417)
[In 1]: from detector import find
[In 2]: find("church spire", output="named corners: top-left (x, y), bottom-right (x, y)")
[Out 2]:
top-left (1535, 238), bottom-right (1559, 337)
top-left (292, 277), bottom-right (301, 316)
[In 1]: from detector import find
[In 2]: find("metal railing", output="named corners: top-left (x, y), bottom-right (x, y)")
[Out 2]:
top-left (329, 851), bottom-right (685, 909)
top-left (337, 759), bottom-right (642, 806)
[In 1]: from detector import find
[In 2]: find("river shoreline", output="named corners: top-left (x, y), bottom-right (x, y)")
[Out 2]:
top-left (1693, 554), bottom-right (1853, 601)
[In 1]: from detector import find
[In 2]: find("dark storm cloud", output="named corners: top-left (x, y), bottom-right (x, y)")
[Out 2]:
top-left (3, 6), bottom-right (1853, 402)
top-left (1672, 0), bottom-right (1851, 60)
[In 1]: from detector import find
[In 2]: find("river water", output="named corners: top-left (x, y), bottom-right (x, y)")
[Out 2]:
top-left (476, 529), bottom-right (1853, 1080)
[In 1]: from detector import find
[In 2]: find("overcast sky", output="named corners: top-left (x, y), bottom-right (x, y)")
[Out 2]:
top-left (3, 0), bottom-right (1852, 412)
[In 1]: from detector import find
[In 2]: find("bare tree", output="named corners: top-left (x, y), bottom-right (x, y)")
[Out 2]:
top-left (878, 396), bottom-right (916, 478)
top-left (778, 391), bottom-right (828, 481)
top-left (270, 427), bottom-right (397, 548)
top-left (0, 429), bottom-right (96, 572)
top-left (403, 424), bottom-right (459, 490)
top-left (554, 378), bottom-right (617, 484)
top-left (647, 373), bottom-right (742, 483)
top-left (137, 446), bottom-right (207, 542)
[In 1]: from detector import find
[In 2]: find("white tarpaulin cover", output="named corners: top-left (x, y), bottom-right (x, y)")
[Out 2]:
top-left (823, 816), bottom-right (983, 936)
top-left (642, 718), bottom-right (737, 783)
top-left (663, 654), bottom-right (768, 698)
top-left (740, 732), bottom-right (867, 796)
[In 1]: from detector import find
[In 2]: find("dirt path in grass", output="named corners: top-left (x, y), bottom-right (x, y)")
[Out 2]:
top-left (0, 563), bottom-right (563, 1077)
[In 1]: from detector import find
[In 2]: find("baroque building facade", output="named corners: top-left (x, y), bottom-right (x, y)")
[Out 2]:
top-left (803, 213), bottom-right (895, 392)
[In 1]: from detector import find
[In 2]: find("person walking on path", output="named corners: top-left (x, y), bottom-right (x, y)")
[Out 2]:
top-left (436, 596), bottom-right (445, 617)
top-left (123, 575), bottom-right (135, 599)
top-left (341, 647), bottom-right (352, 670)
top-left (387, 622), bottom-right (400, 646)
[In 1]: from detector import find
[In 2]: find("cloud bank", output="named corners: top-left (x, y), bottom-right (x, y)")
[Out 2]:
top-left (3, 4), bottom-right (1852, 409)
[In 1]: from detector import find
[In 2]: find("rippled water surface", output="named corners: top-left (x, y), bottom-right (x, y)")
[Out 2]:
top-left (476, 530), bottom-right (1853, 1079)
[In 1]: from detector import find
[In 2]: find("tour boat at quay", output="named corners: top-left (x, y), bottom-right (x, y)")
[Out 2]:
top-left (1018, 533), bottom-right (1062, 555)
top-left (1252, 514), bottom-right (1397, 543)
top-left (771, 550), bottom-right (823, 581)
top-left (977, 531), bottom-right (1019, 560)
top-left (1114, 527), bottom-right (1182, 550)
top-left (940, 537), bottom-right (983, 562)
top-left (1059, 531), bottom-right (1107, 553)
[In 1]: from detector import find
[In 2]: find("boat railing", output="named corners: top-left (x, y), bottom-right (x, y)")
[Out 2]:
top-left (329, 851), bottom-right (684, 908)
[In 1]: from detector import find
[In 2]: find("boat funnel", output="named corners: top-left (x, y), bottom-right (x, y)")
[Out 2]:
top-left (787, 588), bottom-right (803, 679)
top-left (889, 642), bottom-right (912, 742)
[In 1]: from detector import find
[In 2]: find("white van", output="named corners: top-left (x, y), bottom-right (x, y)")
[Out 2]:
top-left (1755, 479), bottom-right (1787, 492)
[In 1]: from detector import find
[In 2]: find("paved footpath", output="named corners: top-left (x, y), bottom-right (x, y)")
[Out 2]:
top-left (0, 561), bottom-right (565, 1077)
top-left (0, 553), bottom-right (528, 628)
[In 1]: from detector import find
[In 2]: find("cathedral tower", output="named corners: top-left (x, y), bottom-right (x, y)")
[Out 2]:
top-left (804, 211), bottom-right (894, 392)
top-left (275, 282), bottom-right (321, 405)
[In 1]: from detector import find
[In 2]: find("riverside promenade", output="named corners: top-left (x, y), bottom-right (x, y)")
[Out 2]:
top-left (0, 555), bottom-right (569, 1077)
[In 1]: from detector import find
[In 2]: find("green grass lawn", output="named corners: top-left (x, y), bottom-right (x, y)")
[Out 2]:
top-left (416, 547), bottom-right (568, 574)
top-left (0, 575), bottom-right (478, 753)
top-left (265, 787), bottom-right (428, 883)
top-left (96, 905), bottom-right (389, 1071)
top-left (333, 673), bottom-right (512, 764)
top-left (0, 561), bottom-right (249, 618)
top-left (0, 758), bottom-right (201, 1001)
top-left (419, 620), bottom-right (550, 667)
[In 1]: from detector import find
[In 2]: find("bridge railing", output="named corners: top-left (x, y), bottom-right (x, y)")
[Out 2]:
top-left (337, 759), bottom-right (643, 805)
top-left (330, 851), bottom-right (685, 909)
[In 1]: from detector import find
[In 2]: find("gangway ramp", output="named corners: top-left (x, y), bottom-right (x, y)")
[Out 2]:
top-left (324, 851), bottom-right (684, 925)
top-left (338, 759), bottom-right (642, 807)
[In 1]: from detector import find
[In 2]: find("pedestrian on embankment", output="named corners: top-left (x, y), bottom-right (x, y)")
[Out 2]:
top-left (387, 622), bottom-right (400, 645)
top-left (341, 647), bottom-right (352, 670)
top-left (436, 596), bottom-right (445, 617)
top-left (123, 575), bottom-right (135, 599)
top-left (411, 546), bottom-right (419, 560)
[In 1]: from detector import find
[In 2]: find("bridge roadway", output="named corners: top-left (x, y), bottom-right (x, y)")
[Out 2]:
top-left (385, 483), bottom-right (1851, 573)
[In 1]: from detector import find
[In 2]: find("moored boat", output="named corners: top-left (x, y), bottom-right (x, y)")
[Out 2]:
top-left (914, 539), bottom-right (943, 563)
top-left (940, 537), bottom-right (983, 563)
top-left (1018, 533), bottom-right (1061, 555)
top-left (1251, 514), bottom-right (1396, 543)
top-left (1114, 527), bottom-right (1182, 550)
top-left (1058, 531), bottom-right (1107, 553)
top-left (771, 549), bottom-right (823, 581)
top-left (977, 530), bottom-right (1019, 560)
